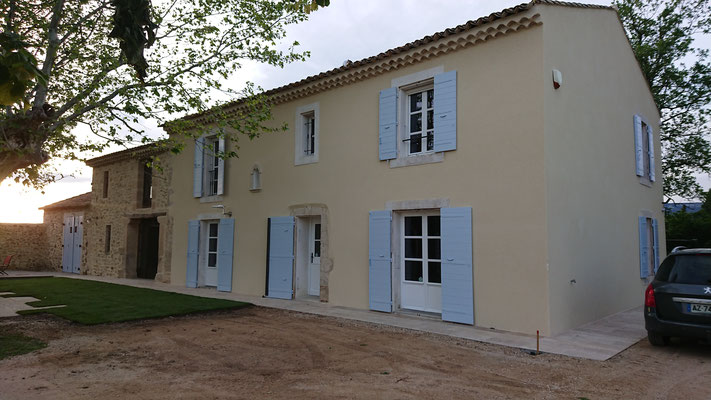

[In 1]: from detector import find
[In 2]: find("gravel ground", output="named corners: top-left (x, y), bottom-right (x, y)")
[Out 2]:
top-left (1, 306), bottom-right (710, 399)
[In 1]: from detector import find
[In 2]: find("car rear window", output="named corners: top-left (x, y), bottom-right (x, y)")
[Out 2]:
top-left (656, 254), bottom-right (711, 284)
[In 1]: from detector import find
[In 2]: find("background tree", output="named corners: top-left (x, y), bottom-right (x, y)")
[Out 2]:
top-left (665, 190), bottom-right (711, 250)
top-left (615, 0), bottom-right (711, 201)
top-left (0, 0), bottom-right (326, 186)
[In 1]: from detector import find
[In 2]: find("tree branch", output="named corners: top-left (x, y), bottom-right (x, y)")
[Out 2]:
top-left (33, 0), bottom-right (65, 107)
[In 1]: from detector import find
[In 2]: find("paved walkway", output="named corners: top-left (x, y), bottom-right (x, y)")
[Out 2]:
top-left (0, 271), bottom-right (646, 361)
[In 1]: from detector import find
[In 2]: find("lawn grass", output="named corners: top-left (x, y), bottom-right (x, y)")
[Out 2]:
top-left (0, 277), bottom-right (249, 325)
top-left (0, 333), bottom-right (47, 360)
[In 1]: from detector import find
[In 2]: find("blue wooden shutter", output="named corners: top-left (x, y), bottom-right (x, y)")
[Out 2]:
top-left (633, 115), bottom-right (644, 176)
top-left (62, 215), bottom-right (74, 273)
top-left (72, 215), bottom-right (83, 273)
top-left (267, 216), bottom-right (295, 299)
top-left (193, 137), bottom-right (204, 197)
top-left (652, 218), bottom-right (660, 273)
top-left (647, 124), bottom-right (655, 182)
top-left (217, 137), bottom-right (225, 195)
top-left (217, 218), bottom-right (235, 292)
top-left (368, 210), bottom-right (392, 312)
top-left (434, 70), bottom-right (457, 152)
top-left (379, 87), bottom-right (398, 160)
top-left (186, 220), bottom-right (200, 288)
top-left (638, 216), bottom-right (649, 278)
top-left (441, 207), bottom-right (474, 325)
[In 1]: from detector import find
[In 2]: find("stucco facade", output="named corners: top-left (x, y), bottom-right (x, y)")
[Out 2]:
top-left (167, 1), bottom-right (664, 336)
top-left (84, 144), bottom-right (174, 282)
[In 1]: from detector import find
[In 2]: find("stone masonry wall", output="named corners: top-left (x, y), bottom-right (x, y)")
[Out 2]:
top-left (0, 223), bottom-right (52, 271)
top-left (83, 153), bottom-right (173, 280)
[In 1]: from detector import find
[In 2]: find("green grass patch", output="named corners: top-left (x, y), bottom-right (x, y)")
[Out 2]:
top-left (0, 277), bottom-right (249, 325)
top-left (0, 333), bottom-right (47, 359)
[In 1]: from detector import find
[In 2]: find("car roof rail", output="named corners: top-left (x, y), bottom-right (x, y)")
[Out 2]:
top-left (671, 246), bottom-right (688, 253)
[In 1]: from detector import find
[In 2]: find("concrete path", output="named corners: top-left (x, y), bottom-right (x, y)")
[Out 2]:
top-left (0, 271), bottom-right (646, 361)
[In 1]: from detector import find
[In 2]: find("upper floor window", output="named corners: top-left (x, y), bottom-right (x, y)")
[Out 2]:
top-left (379, 67), bottom-right (457, 167)
top-left (295, 103), bottom-right (319, 165)
top-left (406, 87), bottom-right (434, 155)
top-left (193, 135), bottom-right (225, 198)
top-left (102, 170), bottom-right (109, 198)
top-left (205, 137), bottom-right (220, 196)
top-left (634, 115), bottom-right (655, 183)
top-left (141, 162), bottom-right (152, 208)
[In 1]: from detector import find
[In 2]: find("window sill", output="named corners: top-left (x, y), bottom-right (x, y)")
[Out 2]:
top-left (295, 156), bottom-right (318, 166)
top-left (199, 195), bottom-right (223, 203)
top-left (389, 152), bottom-right (444, 168)
top-left (638, 177), bottom-right (653, 187)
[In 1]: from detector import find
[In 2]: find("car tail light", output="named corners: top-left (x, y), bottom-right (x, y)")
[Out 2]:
top-left (645, 283), bottom-right (656, 308)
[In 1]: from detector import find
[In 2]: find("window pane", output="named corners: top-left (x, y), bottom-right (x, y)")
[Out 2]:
top-left (428, 262), bottom-right (441, 284)
top-left (405, 260), bottom-right (423, 282)
top-left (209, 223), bottom-right (218, 237)
top-left (410, 134), bottom-right (422, 153)
top-left (428, 239), bottom-right (441, 260)
top-left (426, 131), bottom-right (434, 151)
top-left (208, 253), bottom-right (217, 267)
top-left (405, 216), bottom-right (422, 236)
top-left (314, 241), bottom-right (321, 257)
top-left (315, 223), bottom-right (321, 240)
top-left (410, 92), bottom-right (422, 112)
top-left (410, 113), bottom-right (422, 133)
top-left (427, 110), bottom-right (433, 130)
top-left (405, 238), bottom-right (423, 258)
top-left (427, 89), bottom-right (434, 109)
top-left (209, 238), bottom-right (218, 252)
top-left (428, 216), bottom-right (440, 236)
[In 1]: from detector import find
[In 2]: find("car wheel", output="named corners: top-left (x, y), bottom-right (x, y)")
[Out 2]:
top-left (647, 331), bottom-right (670, 346)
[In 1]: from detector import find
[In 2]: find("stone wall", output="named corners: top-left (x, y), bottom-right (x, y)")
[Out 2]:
top-left (83, 152), bottom-right (173, 280)
top-left (43, 210), bottom-right (65, 271)
top-left (0, 223), bottom-right (52, 271)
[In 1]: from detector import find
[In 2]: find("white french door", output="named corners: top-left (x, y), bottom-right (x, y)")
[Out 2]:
top-left (401, 213), bottom-right (442, 313)
top-left (203, 221), bottom-right (219, 287)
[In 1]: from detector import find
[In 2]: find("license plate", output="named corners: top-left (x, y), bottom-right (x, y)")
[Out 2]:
top-left (688, 303), bottom-right (711, 314)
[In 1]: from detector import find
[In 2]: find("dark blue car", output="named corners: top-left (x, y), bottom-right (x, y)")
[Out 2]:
top-left (645, 248), bottom-right (711, 346)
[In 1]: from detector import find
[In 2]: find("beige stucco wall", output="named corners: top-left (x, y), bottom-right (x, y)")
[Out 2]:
top-left (540, 5), bottom-right (664, 334)
top-left (169, 12), bottom-right (551, 335)
top-left (84, 153), bottom-right (173, 280)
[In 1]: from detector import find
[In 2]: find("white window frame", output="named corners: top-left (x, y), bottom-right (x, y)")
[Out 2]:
top-left (401, 213), bottom-right (441, 286)
top-left (390, 66), bottom-right (445, 168)
top-left (404, 85), bottom-right (435, 156)
top-left (295, 102), bottom-right (319, 165)
top-left (204, 136), bottom-right (220, 196)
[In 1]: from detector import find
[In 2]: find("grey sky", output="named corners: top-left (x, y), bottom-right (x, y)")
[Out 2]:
top-left (1, 0), bottom-right (707, 222)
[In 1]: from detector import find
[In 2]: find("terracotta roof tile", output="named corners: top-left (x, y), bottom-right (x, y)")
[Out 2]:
top-left (183, 0), bottom-right (613, 121)
top-left (40, 192), bottom-right (92, 211)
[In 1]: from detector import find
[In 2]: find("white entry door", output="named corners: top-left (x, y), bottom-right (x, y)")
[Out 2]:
top-left (307, 219), bottom-right (321, 296)
top-left (203, 221), bottom-right (219, 287)
top-left (401, 214), bottom-right (442, 313)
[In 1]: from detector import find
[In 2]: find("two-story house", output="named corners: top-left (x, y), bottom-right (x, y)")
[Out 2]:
top-left (83, 143), bottom-right (174, 282)
top-left (166, 0), bottom-right (663, 336)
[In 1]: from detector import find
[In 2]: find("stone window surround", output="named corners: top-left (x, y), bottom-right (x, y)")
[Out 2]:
top-left (294, 102), bottom-right (320, 166)
top-left (389, 66), bottom-right (446, 169)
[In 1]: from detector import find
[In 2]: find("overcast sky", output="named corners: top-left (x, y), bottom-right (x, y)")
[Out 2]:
top-left (1, 0), bottom-right (707, 223)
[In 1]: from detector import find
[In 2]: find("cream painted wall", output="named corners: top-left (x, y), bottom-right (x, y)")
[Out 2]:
top-left (169, 15), bottom-right (551, 335)
top-left (540, 5), bottom-right (664, 334)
